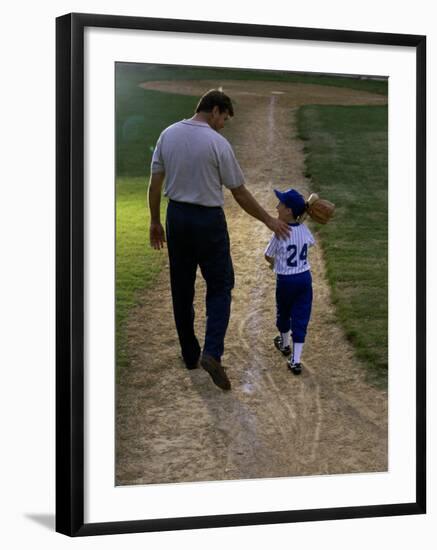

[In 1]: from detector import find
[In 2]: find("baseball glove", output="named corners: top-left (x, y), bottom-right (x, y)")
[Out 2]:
top-left (303, 193), bottom-right (335, 224)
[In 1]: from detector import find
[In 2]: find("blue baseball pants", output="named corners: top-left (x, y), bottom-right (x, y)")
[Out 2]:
top-left (276, 271), bottom-right (313, 343)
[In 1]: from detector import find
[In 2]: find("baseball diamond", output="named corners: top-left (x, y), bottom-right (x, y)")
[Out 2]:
top-left (116, 78), bottom-right (388, 485)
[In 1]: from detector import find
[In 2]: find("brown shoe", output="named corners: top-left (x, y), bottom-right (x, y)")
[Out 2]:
top-left (200, 355), bottom-right (231, 390)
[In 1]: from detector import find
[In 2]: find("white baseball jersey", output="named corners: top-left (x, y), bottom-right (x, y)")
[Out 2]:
top-left (265, 223), bottom-right (315, 275)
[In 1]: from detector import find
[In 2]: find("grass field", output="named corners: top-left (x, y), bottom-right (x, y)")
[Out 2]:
top-left (117, 88), bottom-right (198, 177)
top-left (116, 63), bottom-right (387, 177)
top-left (297, 105), bottom-right (388, 385)
top-left (115, 178), bottom-right (168, 370)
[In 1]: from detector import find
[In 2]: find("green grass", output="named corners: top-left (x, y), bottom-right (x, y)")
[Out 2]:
top-left (116, 63), bottom-right (387, 178)
top-left (116, 177), bottom-right (167, 371)
top-left (297, 105), bottom-right (388, 386)
top-left (117, 89), bottom-right (198, 177)
top-left (117, 62), bottom-right (388, 96)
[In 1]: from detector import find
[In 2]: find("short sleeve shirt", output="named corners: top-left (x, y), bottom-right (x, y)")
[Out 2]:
top-left (151, 119), bottom-right (245, 207)
top-left (151, 120), bottom-right (245, 206)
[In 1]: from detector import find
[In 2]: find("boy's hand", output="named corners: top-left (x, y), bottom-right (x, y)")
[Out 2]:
top-left (265, 254), bottom-right (275, 271)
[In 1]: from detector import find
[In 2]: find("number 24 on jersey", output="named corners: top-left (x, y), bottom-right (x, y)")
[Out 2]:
top-left (286, 243), bottom-right (308, 267)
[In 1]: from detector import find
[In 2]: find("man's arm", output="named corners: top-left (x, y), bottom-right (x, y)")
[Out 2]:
top-left (148, 172), bottom-right (166, 250)
top-left (230, 184), bottom-right (290, 239)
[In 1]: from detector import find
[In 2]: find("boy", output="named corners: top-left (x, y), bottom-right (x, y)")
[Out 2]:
top-left (264, 188), bottom-right (315, 375)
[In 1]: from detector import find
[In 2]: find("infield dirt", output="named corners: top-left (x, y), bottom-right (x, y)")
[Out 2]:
top-left (116, 81), bottom-right (388, 485)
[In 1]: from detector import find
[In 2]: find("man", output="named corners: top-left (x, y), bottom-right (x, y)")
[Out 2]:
top-left (148, 89), bottom-right (289, 391)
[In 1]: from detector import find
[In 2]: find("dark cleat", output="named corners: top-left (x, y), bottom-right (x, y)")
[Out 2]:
top-left (287, 361), bottom-right (303, 375)
top-left (273, 335), bottom-right (291, 356)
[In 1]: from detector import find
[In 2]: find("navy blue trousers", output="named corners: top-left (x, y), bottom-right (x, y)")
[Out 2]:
top-left (276, 271), bottom-right (313, 343)
top-left (166, 200), bottom-right (234, 364)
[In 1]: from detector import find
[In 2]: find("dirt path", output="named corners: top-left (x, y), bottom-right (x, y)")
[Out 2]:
top-left (116, 81), bottom-right (388, 485)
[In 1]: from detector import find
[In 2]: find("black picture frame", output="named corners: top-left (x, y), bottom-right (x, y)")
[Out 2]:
top-left (56, 12), bottom-right (426, 537)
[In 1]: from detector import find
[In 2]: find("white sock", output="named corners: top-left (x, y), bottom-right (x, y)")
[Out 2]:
top-left (293, 343), bottom-right (304, 364)
top-left (281, 331), bottom-right (291, 347)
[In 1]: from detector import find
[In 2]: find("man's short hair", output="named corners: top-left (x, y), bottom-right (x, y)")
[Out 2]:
top-left (195, 89), bottom-right (234, 117)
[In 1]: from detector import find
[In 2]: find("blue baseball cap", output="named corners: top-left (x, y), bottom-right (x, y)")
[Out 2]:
top-left (274, 188), bottom-right (306, 217)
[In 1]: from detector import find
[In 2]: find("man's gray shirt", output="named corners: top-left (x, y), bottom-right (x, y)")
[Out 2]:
top-left (151, 119), bottom-right (245, 207)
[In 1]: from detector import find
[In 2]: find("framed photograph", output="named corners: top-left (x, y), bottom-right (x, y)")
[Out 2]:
top-left (56, 12), bottom-right (426, 536)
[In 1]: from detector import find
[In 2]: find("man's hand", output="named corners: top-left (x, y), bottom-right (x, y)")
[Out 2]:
top-left (148, 172), bottom-right (166, 250)
top-left (266, 216), bottom-right (290, 240)
top-left (230, 184), bottom-right (290, 239)
top-left (150, 222), bottom-right (166, 250)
